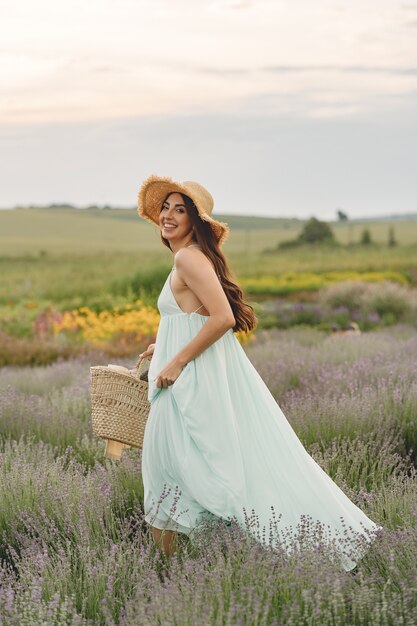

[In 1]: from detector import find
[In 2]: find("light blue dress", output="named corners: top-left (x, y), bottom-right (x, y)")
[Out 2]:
top-left (142, 254), bottom-right (382, 571)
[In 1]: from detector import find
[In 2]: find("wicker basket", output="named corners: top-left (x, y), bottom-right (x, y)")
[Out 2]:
top-left (90, 355), bottom-right (151, 449)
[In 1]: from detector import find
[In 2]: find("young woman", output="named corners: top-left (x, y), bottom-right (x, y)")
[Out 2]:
top-left (137, 175), bottom-right (382, 571)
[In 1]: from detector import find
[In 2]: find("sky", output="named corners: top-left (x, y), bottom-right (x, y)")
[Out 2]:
top-left (1, 0), bottom-right (417, 219)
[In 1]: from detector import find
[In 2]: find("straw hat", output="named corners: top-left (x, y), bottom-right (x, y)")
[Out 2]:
top-left (138, 174), bottom-right (230, 246)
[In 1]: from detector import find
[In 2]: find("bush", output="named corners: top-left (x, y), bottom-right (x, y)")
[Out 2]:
top-left (258, 301), bottom-right (324, 330)
top-left (0, 330), bottom-right (86, 367)
top-left (388, 226), bottom-right (397, 247)
top-left (297, 217), bottom-right (336, 244)
top-left (256, 280), bottom-right (417, 331)
top-left (277, 217), bottom-right (337, 249)
top-left (360, 228), bottom-right (372, 245)
top-left (52, 300), bottom-right (160, 349)
top-left (319, 281), bottom-right (370, 310)
top-left (320, 280), bottom-right (417, 327)
top-left (366, 281), bottom-right (415, 320)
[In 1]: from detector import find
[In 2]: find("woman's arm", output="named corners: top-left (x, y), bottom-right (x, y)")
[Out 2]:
top-left (155, 247), bottom-right (235, 388)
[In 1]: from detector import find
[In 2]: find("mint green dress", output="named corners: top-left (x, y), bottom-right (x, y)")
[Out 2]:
top-left (142, 258), bottom-right (382, 571)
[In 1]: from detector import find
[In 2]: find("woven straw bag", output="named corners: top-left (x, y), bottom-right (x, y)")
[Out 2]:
top-left (90, 355), bottom-right (151, 449)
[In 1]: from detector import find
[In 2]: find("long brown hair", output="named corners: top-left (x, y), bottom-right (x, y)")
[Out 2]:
top-left (160, 192), bottom-right (257, 333)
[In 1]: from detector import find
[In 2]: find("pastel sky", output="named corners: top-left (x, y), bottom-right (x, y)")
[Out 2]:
top-left (1, 0), bottom-right (417, 218)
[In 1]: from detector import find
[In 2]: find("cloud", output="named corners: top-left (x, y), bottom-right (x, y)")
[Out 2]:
top-left (2, 0), bottom-right (417, 125)
top-left (190, 63), bottom-right (417, 83)
top-left (196, 66), bottom-right (251, 75)
top-left (264, 65), bottom-right (417, 76)
top-left (91, 65), bottom-right (120, 73)
top-left (223, 0), bottom-right (253, 8)
top-left (208, 0), bottom-right (253, 9)
top-left (191, 63), bottom-right (417, 80)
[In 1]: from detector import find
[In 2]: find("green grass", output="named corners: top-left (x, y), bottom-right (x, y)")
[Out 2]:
top-left (2, 245), bottom-right (417, 307)
top-left (1, 207), bottom-right (416, 306)
top-left (1, 207), bottom-right (417, 256)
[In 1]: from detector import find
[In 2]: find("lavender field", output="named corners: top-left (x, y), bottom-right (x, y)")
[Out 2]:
top-left (1, 325), bottom-right (417, 625)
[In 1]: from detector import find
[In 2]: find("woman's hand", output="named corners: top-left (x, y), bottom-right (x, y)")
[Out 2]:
top-left (155, 359), bottom-right (184, 389)
top-left (139, 343), bottom-right (155, 359)
top-left (128, 344), bottom-right (155, 376)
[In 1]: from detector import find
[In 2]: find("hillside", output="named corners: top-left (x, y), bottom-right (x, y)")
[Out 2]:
top-left (1, 206), bottom-right (416, 257)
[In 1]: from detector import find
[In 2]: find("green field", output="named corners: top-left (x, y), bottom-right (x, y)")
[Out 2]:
top-left (2, 207), bottom-right (417, 255)
top-left (1, 208), bottom-right (417, 306)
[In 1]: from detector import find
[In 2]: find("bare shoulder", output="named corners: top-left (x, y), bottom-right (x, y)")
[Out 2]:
top-left (175, 247), bottom-right (212, 268)
top-left (174, 247), bottom-right (216, 276)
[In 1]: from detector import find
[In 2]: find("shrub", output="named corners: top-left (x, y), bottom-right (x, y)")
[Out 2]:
top-left (0, 330), bottom-right (87, 367)
top-left (360, 228), bottom-right (372, 245)
top-left (277, 217), bottom-right (337, 249)
top-left (256, 280), bottom-right (417, 331)
top-left (320, 280), bottom-right (417, 327)
top-left (366, 281), bottom-right (415, 321)
top-left (258, 301), bottom-right (324, 330)
top-left (297, 217), bottom-right (336, 244)
top-left (320, 281), bottom-right (370, 310)
top-left (388, 226), bottom-right (397, 247)
top-left (52, 300), bottom-right (160, 348)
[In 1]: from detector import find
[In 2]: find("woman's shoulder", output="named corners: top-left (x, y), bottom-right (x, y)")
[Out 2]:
top-left (174, 244), bottom-right (203, 263)
top-left (174, 244), bottom-right (215, 273)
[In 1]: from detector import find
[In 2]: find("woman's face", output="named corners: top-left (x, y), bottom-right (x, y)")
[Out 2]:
top-left (159, 192), bottom-right (193, 242)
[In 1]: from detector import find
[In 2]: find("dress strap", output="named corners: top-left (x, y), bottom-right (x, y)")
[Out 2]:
top-left (193, 304), bottom-right (205, 314)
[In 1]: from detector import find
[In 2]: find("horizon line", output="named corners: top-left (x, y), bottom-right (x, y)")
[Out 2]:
top-left (2, 204), bottom-right (417, 223)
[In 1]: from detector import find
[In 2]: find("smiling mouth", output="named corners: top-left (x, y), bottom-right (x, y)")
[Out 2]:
top-left (163, 224), bottom-right (177, 229)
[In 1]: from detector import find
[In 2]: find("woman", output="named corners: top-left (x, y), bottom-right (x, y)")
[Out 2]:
top-left (137, 174), bottom-right (382, 571)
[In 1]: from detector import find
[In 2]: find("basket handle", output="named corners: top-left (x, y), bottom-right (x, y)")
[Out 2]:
top-left (134, 354), bottom-right (147, 368)
top-left (132, 355), bottom-right (149, 380)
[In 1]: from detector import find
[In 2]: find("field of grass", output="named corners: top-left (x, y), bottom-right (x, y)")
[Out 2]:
top-left (1, 326), bottom-right (417, 624)
top-left (3, 247), bottom-right (417, 307)
top-left (1, 208), bottom-right (417, 307)
top-left (1, 206), bottom-right (417, 256)
top-left (0, 206), bottom-right (416, 368)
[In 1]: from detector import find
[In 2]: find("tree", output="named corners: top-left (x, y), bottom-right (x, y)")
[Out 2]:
top-left (297, 217), bottom-right (335, 244)
top-left (360, 228), bottom-right (372, 245)
top-left (388, 226), bottom-right (397, 247)
top-left (337, 209), bottom-right (349, 222)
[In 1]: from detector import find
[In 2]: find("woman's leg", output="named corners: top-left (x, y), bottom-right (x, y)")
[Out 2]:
top-left (150, 525), bottom-right (179, 556)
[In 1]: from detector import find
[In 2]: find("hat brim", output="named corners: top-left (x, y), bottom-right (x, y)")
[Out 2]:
top-left (138, 174), bottom-right (229, 246)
